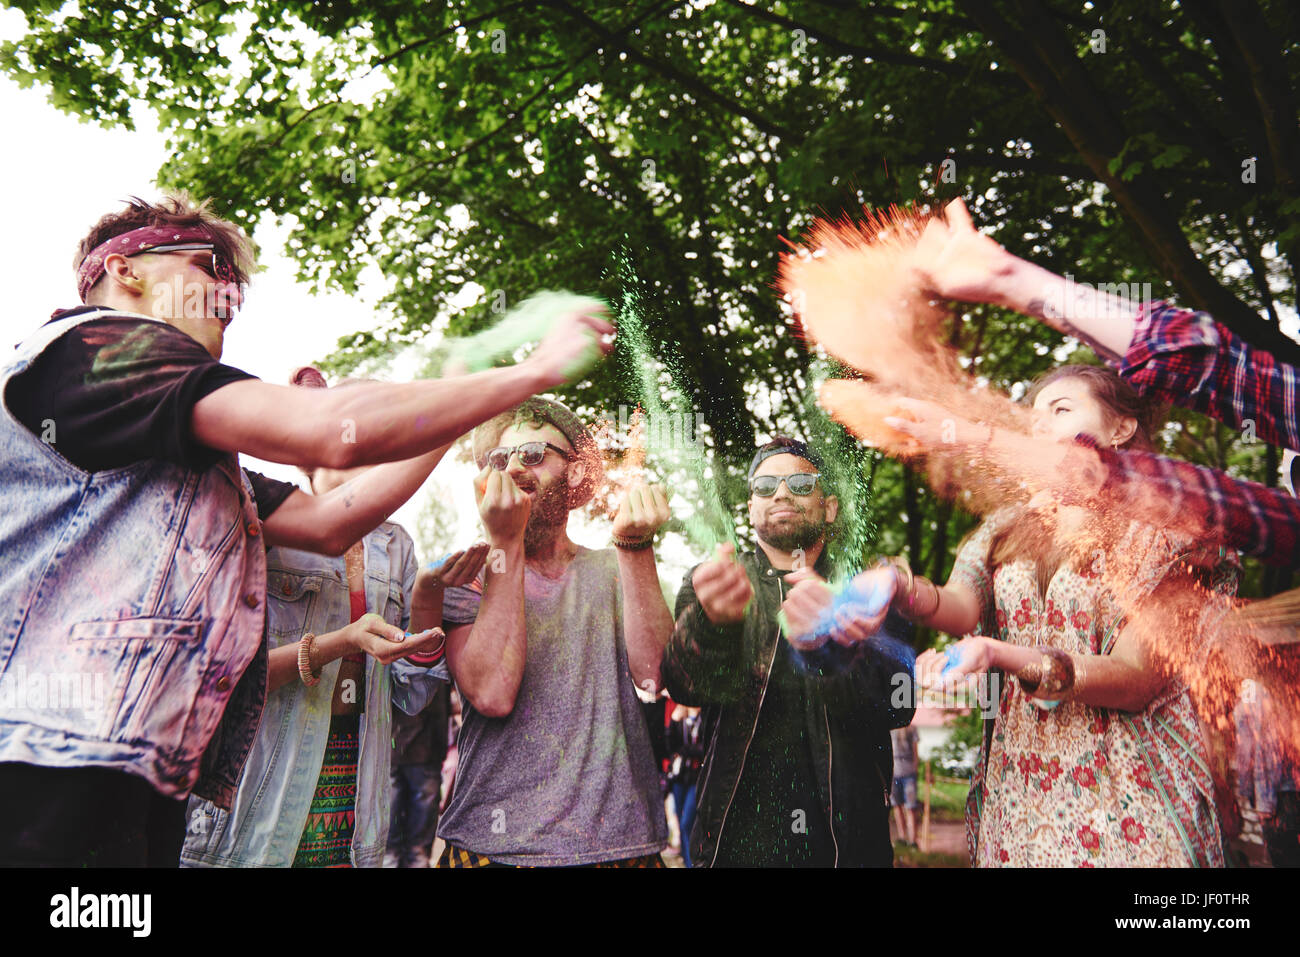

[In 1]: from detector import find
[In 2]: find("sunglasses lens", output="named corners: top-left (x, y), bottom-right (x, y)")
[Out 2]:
top-left (751, 476), bottom-right (779, 497)
top-left (518, 442), bottom-right (547, 466)
top-left (486, 448), bottom-right (510, 471)
top-left (787, 474), bottom-right (817, 495)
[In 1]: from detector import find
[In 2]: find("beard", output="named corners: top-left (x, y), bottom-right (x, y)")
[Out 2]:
top-left (522, 477), bottom-right (572, 551)
top-left (755, 509), bottom-right (826, 553)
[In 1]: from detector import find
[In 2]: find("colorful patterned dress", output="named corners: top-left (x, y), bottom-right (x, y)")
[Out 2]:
top-left (950, 509), bottom-right (1225, 868)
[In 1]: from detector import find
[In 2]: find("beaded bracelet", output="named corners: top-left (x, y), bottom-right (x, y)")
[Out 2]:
top-left (405, 630), bottom-right (447, 667)
top-left (298, 633), bottom-right (322, 687)
top-left (612, 534), bottom-right (655, 551)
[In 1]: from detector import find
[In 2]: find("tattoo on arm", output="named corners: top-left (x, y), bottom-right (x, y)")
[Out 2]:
top-left (1025, 297), bottom-right (1122, 363)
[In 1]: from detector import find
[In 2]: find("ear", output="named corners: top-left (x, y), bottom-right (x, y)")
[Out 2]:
top-left (1110, 416), bottom-right (1138, 448)
top-left (566, 457), bottom-right (587, 491)
top-left (823, 494), bottom-right (839, 524)
top-left (100, 252), bottom-right (146, 295)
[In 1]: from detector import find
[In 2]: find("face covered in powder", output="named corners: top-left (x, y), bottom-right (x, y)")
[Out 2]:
top-left (747, 452), bottom-right (839, 554)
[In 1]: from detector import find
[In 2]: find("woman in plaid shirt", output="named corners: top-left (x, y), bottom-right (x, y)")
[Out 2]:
top-left (911, 199), bottom-right (1299, 569)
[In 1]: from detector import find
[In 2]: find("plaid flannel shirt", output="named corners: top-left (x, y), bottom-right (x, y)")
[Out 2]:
top-left (1062, 436), bottom-right (1300, 570)
top-left (1115, 300), bottom-right (1299, 451)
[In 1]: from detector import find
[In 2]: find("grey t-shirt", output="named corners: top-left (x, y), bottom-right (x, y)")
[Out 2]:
top-left (437, 547), bottom-right (668, 865)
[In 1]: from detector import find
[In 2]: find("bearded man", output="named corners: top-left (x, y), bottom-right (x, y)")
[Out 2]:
top-left (434, 397), bottom-right (673, 867)
top-left (661, 436), bottom-right (914, 867)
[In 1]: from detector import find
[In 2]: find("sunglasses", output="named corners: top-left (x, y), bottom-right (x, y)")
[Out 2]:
top-left (750, 472), bottom-right (820, 497)
top-left (486, 441), bottom-right (573, 471)
top-left (137, 243), bottom-right (241, 286)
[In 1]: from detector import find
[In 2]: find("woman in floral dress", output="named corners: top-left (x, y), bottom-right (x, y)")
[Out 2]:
top-left (936, 502), bottom-right (1225, 867)
top-left (790, 365), bottom-right (1226, 866)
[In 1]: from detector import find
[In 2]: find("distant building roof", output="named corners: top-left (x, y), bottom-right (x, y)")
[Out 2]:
top-left (913, 705), bottom-right (970, 728)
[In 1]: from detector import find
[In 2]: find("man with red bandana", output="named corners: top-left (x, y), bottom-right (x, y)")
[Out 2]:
top-left (0, 194), bottom-right (613, 866)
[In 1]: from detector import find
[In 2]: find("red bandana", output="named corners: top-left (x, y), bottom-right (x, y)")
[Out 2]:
top-left (76, 225), bottom-right (217, 301)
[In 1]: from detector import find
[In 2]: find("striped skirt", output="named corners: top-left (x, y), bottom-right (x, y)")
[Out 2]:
top-left (293, 714), bottom-right (361, 868)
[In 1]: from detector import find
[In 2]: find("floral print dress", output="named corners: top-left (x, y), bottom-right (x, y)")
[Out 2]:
top-left (950, 510), bottom-right (1225, 868)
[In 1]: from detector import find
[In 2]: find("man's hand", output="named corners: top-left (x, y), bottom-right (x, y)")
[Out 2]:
top-left (780, 566), bottom-right (895, 650)
top-left (524, 306), bottom-right (615, 387)
top-left (344, 613), bottom-right (444, 665)
top-left (779, 568), bottom-right (836, 651)
top-left (415, 543), bottom-right (492, 595)
top-left (691, 543), bottom-right (754, 627)
top-left (911, 198), bottom-right (1021, 307)
top-left (475, 466), bottom-right (531, 546)
top-left (612, 480), bottom-right (670, 542)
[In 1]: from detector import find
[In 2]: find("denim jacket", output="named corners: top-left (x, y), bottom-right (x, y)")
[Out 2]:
top-left (0, 309), bottom-right (268, 808)
top-left (181, 523), bottom-right (448, 867)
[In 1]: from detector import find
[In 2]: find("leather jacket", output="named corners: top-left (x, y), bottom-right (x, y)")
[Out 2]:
top-left (661, 547), bottom-right (914, 867)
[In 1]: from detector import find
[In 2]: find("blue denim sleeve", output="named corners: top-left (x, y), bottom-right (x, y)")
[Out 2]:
top-left (390, 658), bottom-right (451, 716)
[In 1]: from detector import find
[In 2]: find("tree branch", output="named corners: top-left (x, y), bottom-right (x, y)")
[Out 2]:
top-left (723, 0), bottom-right (1020, 86)
top-left (958, 0), bottom-right (1300, 364)
top-left (547, 0), bottom-right (800, 142)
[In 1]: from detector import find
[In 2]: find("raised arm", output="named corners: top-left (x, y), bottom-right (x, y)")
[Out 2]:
top-left (190, 310), bottom-right (613, 470)
top-left (1115, 302), bottom-right (1300, 450)
top-left (661, 545), bottom-right (753, 706)
top-left (610, 481), bottom-right (674, 693)
top-left (264, 445), bottom-right (449, 554)
top-left (913, 198), bottom-right (1136, 361)
top-left (444, 469), bottom-right (531, 718)
top-left (877, 399), bottom-right (1300, 571)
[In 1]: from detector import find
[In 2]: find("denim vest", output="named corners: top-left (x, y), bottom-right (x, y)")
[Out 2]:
top-left (181, 525), bottom-right (448, 867)
top-left (0, 309), bottom-right (268, 808)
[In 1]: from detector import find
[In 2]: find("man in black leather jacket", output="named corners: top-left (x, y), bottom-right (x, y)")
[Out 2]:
top-left (661, 437), bottom-right (914, 867)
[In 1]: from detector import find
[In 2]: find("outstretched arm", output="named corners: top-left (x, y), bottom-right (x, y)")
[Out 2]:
top-left (916, 629), bottom-right (1164, 714)
top-left (913, 198), bottom-right (1135, 361)
top-left (190, 310), bottom-right (613, 470)
top-left (263, 446), bottom-right (449, 554)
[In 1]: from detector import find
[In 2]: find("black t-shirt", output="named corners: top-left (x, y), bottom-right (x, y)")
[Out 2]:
top-left (6, 306), bottom-right (297, 520)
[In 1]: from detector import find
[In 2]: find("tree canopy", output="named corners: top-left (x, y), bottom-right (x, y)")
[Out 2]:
top-left (5, 0), bottom-right (1295, 601)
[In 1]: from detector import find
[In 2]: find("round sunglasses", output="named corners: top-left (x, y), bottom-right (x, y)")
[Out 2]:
top-left (750, 472), bottom-right (820, 497)
top-left (486, 441), bottom-right (573, 471)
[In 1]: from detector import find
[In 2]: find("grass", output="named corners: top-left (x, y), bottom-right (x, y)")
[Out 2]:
top-left (919, 774), bottom-right (970, 821)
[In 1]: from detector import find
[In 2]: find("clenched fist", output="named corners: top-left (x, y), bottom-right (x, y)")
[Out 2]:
top-left (692, 543), bottom-right (753, 627)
